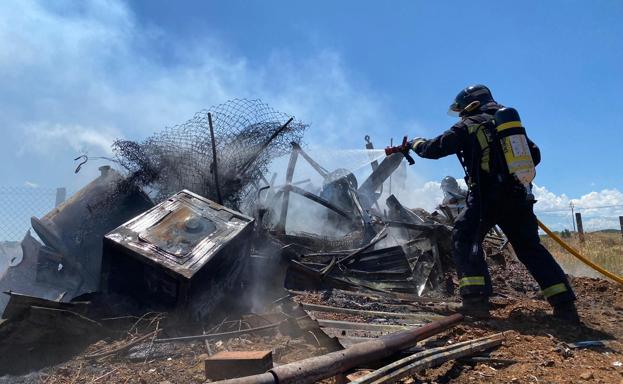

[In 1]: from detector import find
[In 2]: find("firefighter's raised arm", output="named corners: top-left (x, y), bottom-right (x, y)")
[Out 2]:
top-left (411, 123), bottom-right (467, 159)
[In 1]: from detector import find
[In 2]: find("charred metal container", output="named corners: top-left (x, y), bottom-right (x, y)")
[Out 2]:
top-left (102, 190), bottom-right (254, 320)
top-left (29, 166), bottom-right (154, 295)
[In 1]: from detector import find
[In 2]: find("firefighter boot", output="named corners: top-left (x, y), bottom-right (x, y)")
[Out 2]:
top-left (553, 301), bottom-right (581, 324)
top-left (459, 295), bottom-right (491, 319)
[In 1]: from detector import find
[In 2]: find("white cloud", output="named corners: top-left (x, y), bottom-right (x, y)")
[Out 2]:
top-left (572, 189), bottom-right (623, 210)
top-left (1, 0), bottom-right (395, 188)
top-left (530, 185), bottom-right (623, 231)
top-left (532, 184), bottom-right (571, 211)
top-left (533, 185), bottom-right (623, 213)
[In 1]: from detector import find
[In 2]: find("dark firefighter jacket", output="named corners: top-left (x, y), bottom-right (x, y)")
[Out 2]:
top-left (413, 104), bottom-right (541, 190)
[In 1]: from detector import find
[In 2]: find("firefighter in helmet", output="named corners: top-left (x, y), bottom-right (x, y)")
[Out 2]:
top-left (409, 85), bottom-right (579, 321)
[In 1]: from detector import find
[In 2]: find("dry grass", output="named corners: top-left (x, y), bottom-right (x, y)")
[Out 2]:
top-left (541, 231), bottom-right (623, 279)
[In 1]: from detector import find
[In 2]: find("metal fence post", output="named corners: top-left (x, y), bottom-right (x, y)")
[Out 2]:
top-left (55, 187), bottom-right (66, 207)
top-left (575, 212), bottom-right (585, 243)
top-left (619, 216), bottom-right (623, 241)
top-left (207, 113), bottom-right (223, 205)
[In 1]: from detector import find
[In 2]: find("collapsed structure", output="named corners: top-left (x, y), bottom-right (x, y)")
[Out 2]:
top-left (0, 99), bottom-right (513, 379)
top-left (257, 142), bottom-right (454, 298)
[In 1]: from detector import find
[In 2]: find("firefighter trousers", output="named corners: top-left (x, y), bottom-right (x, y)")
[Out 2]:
top-left (453, 190), bottom-right (576, 305)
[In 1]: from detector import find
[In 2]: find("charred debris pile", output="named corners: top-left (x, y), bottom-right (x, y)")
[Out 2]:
top-left (0, 99), bottom-right (515, 379)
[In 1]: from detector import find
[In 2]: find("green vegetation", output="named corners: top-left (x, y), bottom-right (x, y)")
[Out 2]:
top-left (540, 231), bottom-right (623, 278)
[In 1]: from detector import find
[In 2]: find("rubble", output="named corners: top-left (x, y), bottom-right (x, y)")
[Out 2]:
top-left (210, 314), bottom-right (464, 384)
top-left (0, 165), bottom-right (153, 315)
top-left (1, 99), bottom-right (621, 383)
top-left (0, 293), bottom-right (106, 375)
top-left (258, 141), bottom-right (453, 301)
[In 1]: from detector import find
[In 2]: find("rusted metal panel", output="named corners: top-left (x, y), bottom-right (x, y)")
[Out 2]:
top-left (103, 189), bottom-right (254, 319)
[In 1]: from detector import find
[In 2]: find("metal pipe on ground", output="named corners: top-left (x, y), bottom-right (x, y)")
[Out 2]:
top-left (210, 313), bottom-right (463, 384)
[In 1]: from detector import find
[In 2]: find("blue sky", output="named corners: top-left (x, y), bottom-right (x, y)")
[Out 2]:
top-left (1, 0), bottom-right (622, 230)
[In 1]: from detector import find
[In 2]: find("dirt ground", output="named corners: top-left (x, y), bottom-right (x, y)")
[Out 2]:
top-left (411, 276), bottom-right (623, 384)
top-left (2, 234), bottom-right (622, 384)
top-left (6, 273), bottom-right (617, 384)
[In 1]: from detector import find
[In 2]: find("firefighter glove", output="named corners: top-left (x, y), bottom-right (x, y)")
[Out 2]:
top-left (411, 137), bottom-right (426, 152)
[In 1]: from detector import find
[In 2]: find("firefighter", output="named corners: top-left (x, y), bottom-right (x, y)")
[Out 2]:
top-left (409, 85), bottom-right (579, 322)
top-left (437, 176), bottom-right (467, 223)
top-left (441, 176), bottom-right (467, 206)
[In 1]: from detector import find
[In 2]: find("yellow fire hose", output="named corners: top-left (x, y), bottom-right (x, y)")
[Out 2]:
top-left (537, 219), bottom-right (623, 285)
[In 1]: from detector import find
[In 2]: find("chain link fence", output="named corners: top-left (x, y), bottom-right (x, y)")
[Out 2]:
top-left (112, 98), bottom-right (306, 211)
top-left (0, 186), bottom-right (61, 242)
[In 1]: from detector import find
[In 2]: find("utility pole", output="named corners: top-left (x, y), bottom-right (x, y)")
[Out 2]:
top-left (569, 202), bottom-right (576, 232)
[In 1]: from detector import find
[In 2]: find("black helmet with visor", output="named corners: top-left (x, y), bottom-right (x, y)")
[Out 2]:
top-left (449, 84), bottom-right (495, 117)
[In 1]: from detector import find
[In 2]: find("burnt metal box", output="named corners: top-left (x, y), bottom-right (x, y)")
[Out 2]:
top-left (102, 190), bottom-right (254, 319)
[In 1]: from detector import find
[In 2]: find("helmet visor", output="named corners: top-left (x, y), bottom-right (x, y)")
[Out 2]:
top-left (447, 102), bottom-right (460, 117)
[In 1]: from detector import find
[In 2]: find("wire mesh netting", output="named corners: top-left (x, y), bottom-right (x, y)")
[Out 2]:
top-left (112, 99), bottom-right (307, 211)
top-left (0, 187), bottom-right (57, 241)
